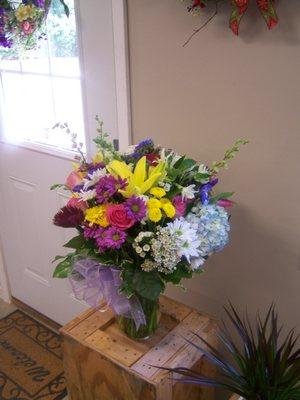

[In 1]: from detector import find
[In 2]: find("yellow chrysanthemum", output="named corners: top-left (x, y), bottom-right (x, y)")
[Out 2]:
top-left (162, 203), bottom-right (176, 218)
top-left (159, 198), bottom-right (171, 205)
top-left (148, 208), bottom-right (162, 223)
top-left (147, 198), bottom-right (161, 209)
top-left (15, 5), bottom-right (36, 22)
top-left (85, 205), bottom-right (109, 227)
top-left (150, 187), bottom-right (166, 199)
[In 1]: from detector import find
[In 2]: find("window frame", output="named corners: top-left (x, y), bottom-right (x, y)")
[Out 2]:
top-left (0, 0), bottom-right (132, 160)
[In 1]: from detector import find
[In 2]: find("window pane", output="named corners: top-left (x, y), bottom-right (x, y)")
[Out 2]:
top-left (0, 0), bottom-right (85, 152)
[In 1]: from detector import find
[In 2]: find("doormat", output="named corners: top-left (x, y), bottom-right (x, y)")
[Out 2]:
top-left (0, 310), bottom-right (67, 400)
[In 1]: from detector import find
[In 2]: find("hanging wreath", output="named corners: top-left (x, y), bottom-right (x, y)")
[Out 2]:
top-left (183, 0), bottom-right (279, 45)
top-left (0, 0), bottom-right (69, 51)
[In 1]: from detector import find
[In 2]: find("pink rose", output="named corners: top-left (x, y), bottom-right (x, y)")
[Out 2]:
top-left (107, 204), bottom-right (134, 230)
top-left (67, 197), bottom-right (87, 211)
top-left (66, 171), bottom-right (82, 190)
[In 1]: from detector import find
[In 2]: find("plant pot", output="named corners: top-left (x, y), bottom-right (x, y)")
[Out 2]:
top-left (116, 295), bottom-right (160, 340)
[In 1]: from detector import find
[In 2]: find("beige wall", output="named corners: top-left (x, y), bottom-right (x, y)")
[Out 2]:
top-left (127, 0), bottom-right (300, 326)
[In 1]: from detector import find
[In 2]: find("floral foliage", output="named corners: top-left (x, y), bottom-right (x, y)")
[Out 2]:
top-left (52, 118), bottom-right (248, 302)
top-left (0, 0), bottom-right (68, 51)
top-left (185, 0), bottom-right (279, 36)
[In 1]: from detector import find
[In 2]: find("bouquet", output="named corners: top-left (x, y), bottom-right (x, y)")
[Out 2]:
top-left (52, 119), bottom-right (248, 339)
top-left (0, 0), bottom-right (68, 51)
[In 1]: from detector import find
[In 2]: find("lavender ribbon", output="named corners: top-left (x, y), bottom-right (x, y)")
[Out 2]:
top-left (69, 258), bottom-right (146, 329)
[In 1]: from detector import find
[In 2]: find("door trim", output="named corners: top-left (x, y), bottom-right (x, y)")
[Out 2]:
top-left (112, 0), bottom-right (132, 151)
top-left (0, 238), bottom-right (11, 303)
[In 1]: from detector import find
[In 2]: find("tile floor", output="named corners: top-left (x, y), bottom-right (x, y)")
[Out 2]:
top-left (0, 298), bottom-right (68, 399)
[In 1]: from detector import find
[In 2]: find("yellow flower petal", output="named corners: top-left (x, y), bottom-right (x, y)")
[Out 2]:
top-left (140, 173), bottom-right (161, 194)
top-left (133, 156), bottom-right (146, 187)
top-left (150, 187), bottom-right (166, 198)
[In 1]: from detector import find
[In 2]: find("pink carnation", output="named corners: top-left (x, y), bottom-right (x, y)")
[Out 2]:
top-left (173, 195), bottom-right (187, 217)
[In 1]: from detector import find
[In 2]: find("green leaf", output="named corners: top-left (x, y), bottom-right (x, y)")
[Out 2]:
top-left (63, 235), bottom-right (85, 249)
top-left (161, 263), bottom-right (192, 285)
top-left (194, 172), bottom-right (211, 183)
top-left (180, 158), bottom-right (196, 171)
top-left (50, 183), bottom-right (67, 191)
top-left (132, 270), bottom-right (165, 301)
top-left (51, 255), bottom-right (66, 264)
top-left (211, 192), bottom-right (234, 204)
top-left (53, 258), bottom-right (72, 278)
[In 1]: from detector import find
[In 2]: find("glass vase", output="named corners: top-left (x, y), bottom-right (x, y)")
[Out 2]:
top-left (116, 295), bottom-right (160, 340)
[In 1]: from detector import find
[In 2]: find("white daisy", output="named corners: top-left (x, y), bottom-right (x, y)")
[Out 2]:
top-left (83, 168), bottom-right (107, 190)
top-left (79, 189), bottom-right (96, 201)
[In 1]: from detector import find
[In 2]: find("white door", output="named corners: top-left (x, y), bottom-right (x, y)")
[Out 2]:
top-left (0, 0), bottom-right (130, 324)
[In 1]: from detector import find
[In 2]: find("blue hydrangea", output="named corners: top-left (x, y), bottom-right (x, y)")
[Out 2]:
top-left (186, 204), bottom-right (230, 257)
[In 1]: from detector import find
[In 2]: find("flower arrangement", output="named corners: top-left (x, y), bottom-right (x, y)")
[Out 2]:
top-left (182, 0), bottom-right (279, 45)
top-left (52, 118), bottom-right (248, 339)
top-left (0, 0), bottom-right (69, 51)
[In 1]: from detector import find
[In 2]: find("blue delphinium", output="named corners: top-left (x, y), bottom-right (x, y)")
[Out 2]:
top-left (187, 204), bottom-right (230, 257)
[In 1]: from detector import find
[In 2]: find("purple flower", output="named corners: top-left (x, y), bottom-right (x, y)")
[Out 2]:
top-left (83, 225), bottom-right (98, 239)
top-left (200, 178), bottom-right (218, 205)
top-left (124, 196), bottom-right (146, 221)
top-left (96, 227), bottom-right (126, 250)
top-left (35, 0), bottom-right (45, 7)
top-left (96, 175), bottom-right (127, 204)
top-left (72, 184), bottom-right (84, 193)
top-left (87, 162), bottom-right (105, 175)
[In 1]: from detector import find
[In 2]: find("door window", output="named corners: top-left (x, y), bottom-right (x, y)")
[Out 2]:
top-left (0, 0), bottom-right (85, 152)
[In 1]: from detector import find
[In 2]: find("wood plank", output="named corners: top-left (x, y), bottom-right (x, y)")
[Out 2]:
top-left (160, 295), bottom-right (191, 322)
top-left (131, 311), bottom-right (210, 380)
top-left (67, 308), bottom-right (114, 340)
top-left (152, 320), bottom-right (217, 383)
top-left (85, 329), bottom-right (144, 367)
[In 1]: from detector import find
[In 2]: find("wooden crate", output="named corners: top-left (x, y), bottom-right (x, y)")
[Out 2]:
top-left (60, 295), bottom-right (218, 400)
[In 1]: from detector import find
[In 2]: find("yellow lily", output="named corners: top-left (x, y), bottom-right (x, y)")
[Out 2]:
top-left (108, 156), bottom-right (164, 198)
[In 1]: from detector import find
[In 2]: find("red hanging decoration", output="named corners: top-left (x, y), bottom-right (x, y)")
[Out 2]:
top-left (185, 0), bottom-right (279, 37)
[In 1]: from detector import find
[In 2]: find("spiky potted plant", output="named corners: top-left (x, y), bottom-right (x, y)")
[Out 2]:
top-left (162, 304), bottom-right (300, 400)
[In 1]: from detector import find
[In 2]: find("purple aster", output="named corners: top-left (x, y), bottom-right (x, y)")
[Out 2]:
top-left (103, 227), bottom-right (126, 249)
top-left (96, 175), bottom-right (127, 204)
top-left (124, 196), bottom-right (146, 221)
top-left (83, 225), bottom-right (98, 239)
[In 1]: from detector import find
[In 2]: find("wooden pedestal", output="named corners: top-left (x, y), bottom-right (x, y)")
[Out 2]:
top-left (60, 296), bottom-right (217, 400)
